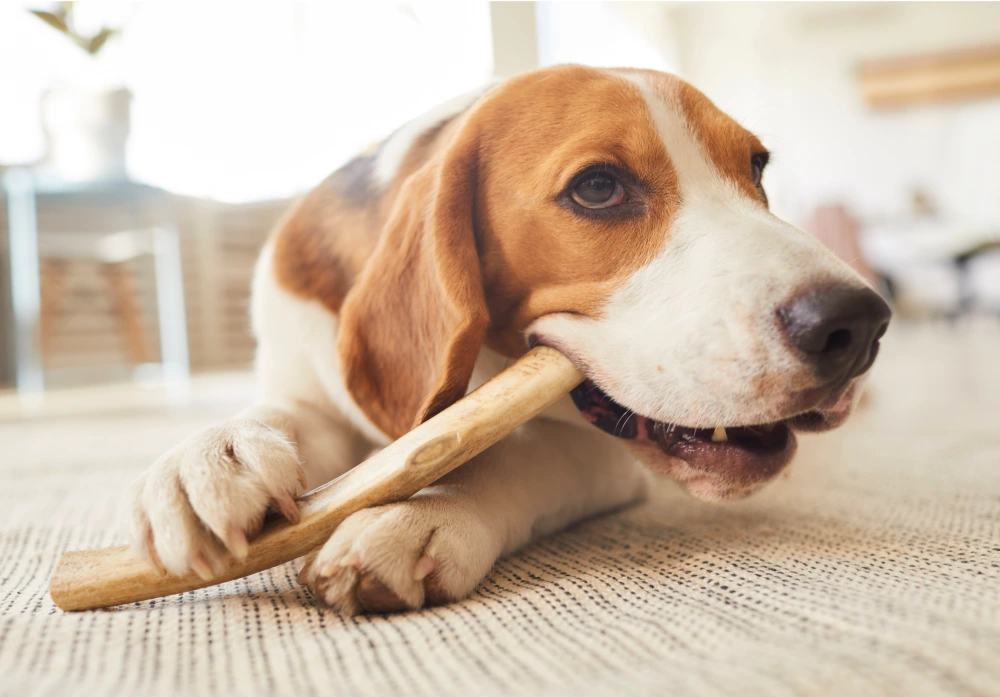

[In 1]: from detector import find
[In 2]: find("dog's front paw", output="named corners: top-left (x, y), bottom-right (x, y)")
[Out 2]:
top-left (298, 496), bottom-right (502, 615)
top-left (126, 418), bottom-right (305, 579)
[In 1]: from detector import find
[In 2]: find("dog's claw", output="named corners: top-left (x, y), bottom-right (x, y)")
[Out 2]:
top-left (143, 531), bottom-right (167, 576)
top-left (274, 491), bottom-right (300, 524)
top-left (319, 561), bottom-right (342, 578)
top-left (224, 525), bottom-right (249, 561)
top-left (190, 553), bottom-right (216, 581)
top-left (413, 556), bottom-right (435, 581)
top-left (296, 561), bottom-right (313, 585)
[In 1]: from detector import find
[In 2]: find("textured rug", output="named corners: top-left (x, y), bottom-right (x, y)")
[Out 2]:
top-left (2, 324), bottom-right (999, 697)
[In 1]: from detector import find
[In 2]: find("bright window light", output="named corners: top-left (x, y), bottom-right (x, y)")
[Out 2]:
top-left (0, 1), bottom-right (493, 202)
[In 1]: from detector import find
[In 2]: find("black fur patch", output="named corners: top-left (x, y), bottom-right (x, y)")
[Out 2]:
top-left (330, 148), bottom-right (380, 204)
top-left (328, 109), bottom-right (464, 205)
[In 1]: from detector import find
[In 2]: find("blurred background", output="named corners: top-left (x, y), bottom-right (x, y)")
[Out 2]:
top-left (1, 1), bottom-right (999, 410)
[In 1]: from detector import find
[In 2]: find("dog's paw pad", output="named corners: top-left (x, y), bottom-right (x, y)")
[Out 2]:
top-left (356, 574), bottom-right (410, 613)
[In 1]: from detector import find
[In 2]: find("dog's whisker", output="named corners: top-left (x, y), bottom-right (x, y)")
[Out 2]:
top-left (614, 409), bottom-right (634, 437)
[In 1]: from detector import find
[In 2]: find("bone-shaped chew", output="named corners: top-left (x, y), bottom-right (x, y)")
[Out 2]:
top-left (49, 347), bottom-right (583, 612)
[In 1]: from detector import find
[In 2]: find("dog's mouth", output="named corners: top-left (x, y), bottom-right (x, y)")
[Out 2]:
top-left (570, 380), bottom-right (805, 496)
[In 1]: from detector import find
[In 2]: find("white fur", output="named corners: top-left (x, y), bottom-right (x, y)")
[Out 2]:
top-left (530, 74), bottom-right (869, 429)
top-left (127, 411), bottom-right (305, 577)
top-left (126, 243), bottom-right (644, 610)
top-left (250, 244), bottom-right (390, 449)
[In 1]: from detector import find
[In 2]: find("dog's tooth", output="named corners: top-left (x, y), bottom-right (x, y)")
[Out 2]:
top-left (712, 426), bottom-right (728, 443)
top-left (761, 423), bottom-right (776, 432)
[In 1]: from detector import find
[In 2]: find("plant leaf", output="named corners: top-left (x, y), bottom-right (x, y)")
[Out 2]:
top-left (86, 28), bottom-right (117, 56)
top-left (70, 34), bottom-right (90, 52)
top-left (29, 10), bottom-right (70, 35)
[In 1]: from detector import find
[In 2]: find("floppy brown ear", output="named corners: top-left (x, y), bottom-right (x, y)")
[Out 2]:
top-left (336, 123), bottom-right (490, 439)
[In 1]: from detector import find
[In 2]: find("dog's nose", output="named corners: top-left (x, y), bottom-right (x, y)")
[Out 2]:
top-left (779, 286), bottom-right (891, 381)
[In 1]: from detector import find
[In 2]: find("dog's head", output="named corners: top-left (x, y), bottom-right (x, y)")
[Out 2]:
top-left (338, 65), bottom-right (890, 500)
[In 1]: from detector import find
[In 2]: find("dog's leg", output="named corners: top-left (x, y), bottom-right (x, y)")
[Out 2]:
top-left (125, 244), bottom-right (376, 579)
top-left (125, 400), bottom-right (370, 580)
top-left (299, 418), bottom-right (648, 615)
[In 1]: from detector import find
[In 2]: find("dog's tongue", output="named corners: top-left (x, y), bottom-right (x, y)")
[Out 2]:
top-left (569, 380), bottom-right (796, 479)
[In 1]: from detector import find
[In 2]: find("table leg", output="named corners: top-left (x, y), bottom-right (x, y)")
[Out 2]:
top-left (3, 169), bottom-right (44, 394)
top-left (152, 225), bottom-right (190, 398)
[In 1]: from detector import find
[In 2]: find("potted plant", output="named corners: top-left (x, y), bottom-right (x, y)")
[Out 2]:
top-left (29, 2), bottom-right (131, 183)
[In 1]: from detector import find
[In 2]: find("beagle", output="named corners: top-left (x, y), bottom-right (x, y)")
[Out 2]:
top-left (126, 65), bottom-right (890, 614)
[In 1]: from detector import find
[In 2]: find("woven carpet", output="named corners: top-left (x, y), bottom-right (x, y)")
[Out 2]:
top-left (2, 324), bottom-right (999, 697)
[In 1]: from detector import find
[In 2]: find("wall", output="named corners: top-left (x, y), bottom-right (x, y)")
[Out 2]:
top-left (535, 1), bottom-right (680, 73)
top-left (669, 2), bottom-right (1000, 229)
top-left (491, 2), bottom-right (539, 78)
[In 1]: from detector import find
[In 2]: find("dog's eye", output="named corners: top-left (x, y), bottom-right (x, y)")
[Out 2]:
top-left (571, 171), bottom-right (626, 209)
top-left (751, 152), bottom-right (769, 188)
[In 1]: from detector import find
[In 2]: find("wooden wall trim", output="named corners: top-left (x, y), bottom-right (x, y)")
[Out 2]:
top-left (858, 44), bottom-right (1000, 109)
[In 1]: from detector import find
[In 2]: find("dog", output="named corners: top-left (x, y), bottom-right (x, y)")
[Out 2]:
top-left (126, 65), bottom-right (890, 615)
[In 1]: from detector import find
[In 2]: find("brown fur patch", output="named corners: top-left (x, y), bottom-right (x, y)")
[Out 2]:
top-left (335, 117), bottom-right (489, 437)
top-left (470, 66), bottom-right (680, 355)
top-left (674, 80), bottom-right (768, 203)
top-left (626, 69), bottom-right (768, 204)
top-left (270, 116), bottom-right (463, 314)
top-left (267, 65), bottom-right (711, 435)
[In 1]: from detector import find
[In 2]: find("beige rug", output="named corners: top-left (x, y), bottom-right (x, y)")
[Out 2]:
top-left (2, 323), bottom-right (999, 697)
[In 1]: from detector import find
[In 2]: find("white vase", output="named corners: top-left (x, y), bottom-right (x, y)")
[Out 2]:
top-left (38, 87), bottom-right (131, 183)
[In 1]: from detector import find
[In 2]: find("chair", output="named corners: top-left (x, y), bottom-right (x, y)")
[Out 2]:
top-left (2, 168), bottom-right (189, 394)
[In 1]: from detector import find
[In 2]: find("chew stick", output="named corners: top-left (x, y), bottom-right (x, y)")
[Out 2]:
top-left (49, 347), bottom-right (582, 611)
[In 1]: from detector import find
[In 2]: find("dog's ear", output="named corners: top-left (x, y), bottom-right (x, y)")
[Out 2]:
top-left (337, 121), bottom-right (489, 439)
